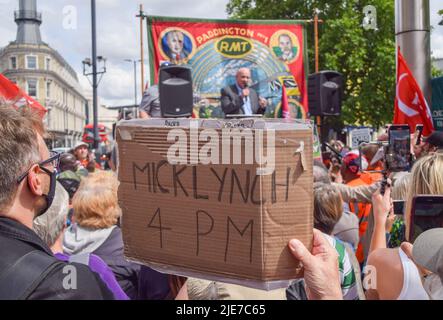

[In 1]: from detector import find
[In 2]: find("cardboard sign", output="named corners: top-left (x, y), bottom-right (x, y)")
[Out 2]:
top-left (117, 118), bottom-right (313, 288)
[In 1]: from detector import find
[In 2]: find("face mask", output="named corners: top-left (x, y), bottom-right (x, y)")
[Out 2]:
top-left (37, 169), bottom-right (57, 217)
top-left (423, 273), bottom-right (443, 300)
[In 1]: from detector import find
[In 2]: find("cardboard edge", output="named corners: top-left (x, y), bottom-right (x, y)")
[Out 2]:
top-left (126, 258), bottom-right (295, 291)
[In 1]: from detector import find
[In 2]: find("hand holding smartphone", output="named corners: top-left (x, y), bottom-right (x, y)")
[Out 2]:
top-left (386, 125), bottom-right (411, 172)
top-left (410, 195), bottom-right (443, 242)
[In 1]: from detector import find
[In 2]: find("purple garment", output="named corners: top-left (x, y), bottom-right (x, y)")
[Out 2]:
top-left (138, 265), bottom-right (172, 300)
top-left (55, 252), bottom-right (129, 300)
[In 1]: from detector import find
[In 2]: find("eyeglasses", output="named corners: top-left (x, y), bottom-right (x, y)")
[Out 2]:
top-left (17, 151), bottom-right (61, 184)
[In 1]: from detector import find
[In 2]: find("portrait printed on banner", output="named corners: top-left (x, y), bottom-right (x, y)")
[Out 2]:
top-left (270, 30), bottom-right (300, 64)
top-left (159, 28), bottom-right (196, 64)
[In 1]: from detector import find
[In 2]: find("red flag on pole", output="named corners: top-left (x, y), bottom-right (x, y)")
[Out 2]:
top-left (0, 74), bottom-right (47, 118)
top-left (393, 47), bottom-right (434, 137)
top-left (281, 84), bottom-right (290, 119)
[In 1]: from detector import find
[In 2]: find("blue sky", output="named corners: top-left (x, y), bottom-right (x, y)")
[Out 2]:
top-left (1, 0), bottom-right (442, 107)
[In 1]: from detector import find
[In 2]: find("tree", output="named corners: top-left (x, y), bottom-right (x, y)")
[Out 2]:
top-left (226, 0), bottom-right (396, 129)
top-left (433, 64), bottom-right (443, 79)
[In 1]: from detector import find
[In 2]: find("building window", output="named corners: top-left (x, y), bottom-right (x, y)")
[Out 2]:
top-left (45, 57), bottom-right (51, 70)
top-left (27, 79), bottom-right (38, 97)
top-left (26, 55), bottom-right (37, 69)
top-left (10, 56), bottom-right (17, 69)
top-left (46, 81), bottom-right (51, 98)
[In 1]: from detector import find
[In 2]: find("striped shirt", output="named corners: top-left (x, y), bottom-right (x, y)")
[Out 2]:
top-left (324, 234), bottom-right (359, 300)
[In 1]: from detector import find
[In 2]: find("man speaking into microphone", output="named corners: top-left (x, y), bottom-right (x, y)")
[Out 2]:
top-left (220, 67), bottom-right (267, 116)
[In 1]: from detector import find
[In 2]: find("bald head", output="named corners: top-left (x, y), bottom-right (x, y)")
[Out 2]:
top-left (236, 68), bottom-right (251, 88)
top-left (60, 153), bottom-right (78, 172)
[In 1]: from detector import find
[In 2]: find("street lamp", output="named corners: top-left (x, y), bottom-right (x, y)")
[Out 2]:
top-left (81, 0), bottom-right (109, 150)
top-left (82, 57), bottom-right (106, 81)
top-left (82, 55), bottom-right (106, 149)
top-left (124, 59), bottom-right (141, 119)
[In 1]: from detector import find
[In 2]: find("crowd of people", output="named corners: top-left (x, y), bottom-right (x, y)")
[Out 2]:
top-left (1, 101), bottom-right (443, 300)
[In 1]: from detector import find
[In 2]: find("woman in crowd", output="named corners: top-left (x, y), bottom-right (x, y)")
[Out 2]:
top-left (366, 153), bottom-right (443, 300)
top-left (312, 183), bottom-right (361, 300)
top-left (63, 171), bottom-right (141, 299)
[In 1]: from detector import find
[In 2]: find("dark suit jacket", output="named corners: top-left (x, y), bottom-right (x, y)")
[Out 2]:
top-left (220, 84), bottom-right (264, 116)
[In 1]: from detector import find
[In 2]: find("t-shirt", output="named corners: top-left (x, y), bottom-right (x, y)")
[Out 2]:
top-left (332, 210), bottom-right (360, 250)
top-left (139, 85), bottom-right (162, 118)
top-left (323, 234), bottom-right (359, 300)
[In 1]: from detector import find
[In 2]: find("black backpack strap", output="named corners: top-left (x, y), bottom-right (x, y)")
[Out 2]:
top-left (0, 250), bottom-right (60, 300)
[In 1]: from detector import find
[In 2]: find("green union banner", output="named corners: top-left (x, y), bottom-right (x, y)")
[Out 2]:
top-left (147, 16), bottom-right (309, 119)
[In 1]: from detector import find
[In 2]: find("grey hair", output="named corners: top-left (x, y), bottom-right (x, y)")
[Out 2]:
top-left (33, 182), bottom-right (70, 247)
top-left (313, 164), bottom-right (331, 184)
top-left (0, 103), bottom-right (41, 212)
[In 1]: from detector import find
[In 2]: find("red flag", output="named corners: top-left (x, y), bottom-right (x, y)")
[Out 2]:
top-left (281, 84), bottom-right (290, 119)
top-left (394, 48), bottom-right (434, 137)
top-left (0, 74), bottom-right (47, 118)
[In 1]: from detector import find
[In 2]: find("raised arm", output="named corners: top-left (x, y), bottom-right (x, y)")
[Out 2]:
top-left (332, 181), bottom-right (380, 203)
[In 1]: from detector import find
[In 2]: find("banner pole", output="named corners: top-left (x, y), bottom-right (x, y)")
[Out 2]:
top-left (137, 4), bottom-right (146, 94)
top-left (312, 11), bottom-right (324, 142)
top-left (314, 12), bottom-right (319, 73)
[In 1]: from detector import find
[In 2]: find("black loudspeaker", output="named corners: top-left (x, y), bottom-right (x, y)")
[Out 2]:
top-left (308, 71), bottom-right (343, 116)
top-left (159, 65), bottom-right (193, 117)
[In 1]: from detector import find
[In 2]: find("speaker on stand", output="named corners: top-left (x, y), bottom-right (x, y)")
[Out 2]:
top-left (308, 71), bottom-right (343, 145)
top-left (159, 65), bottom-right (193, 118)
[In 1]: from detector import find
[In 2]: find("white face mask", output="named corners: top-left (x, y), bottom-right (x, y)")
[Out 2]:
top-left (423, 274), bottom-right (443, 300)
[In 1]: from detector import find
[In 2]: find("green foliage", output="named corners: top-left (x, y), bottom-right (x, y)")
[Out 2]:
top-left (226, 0), bottom-right (396, 128)
top-left (432, 64), bottom-right (443, 79)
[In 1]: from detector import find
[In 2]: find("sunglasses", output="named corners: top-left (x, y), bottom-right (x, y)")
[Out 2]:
top-left (17, 151), bottom-right (61, 184)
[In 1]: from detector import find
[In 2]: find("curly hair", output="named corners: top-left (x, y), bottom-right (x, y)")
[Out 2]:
top-left (72, 171), bottom-right (121, 229)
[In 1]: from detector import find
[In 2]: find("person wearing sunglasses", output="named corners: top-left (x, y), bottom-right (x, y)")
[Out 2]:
top-left (0, 104), bottom-right (114, 300)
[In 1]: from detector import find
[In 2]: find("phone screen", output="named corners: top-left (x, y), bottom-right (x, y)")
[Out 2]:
top-left (393, 200), bottom-right (405, 215)
top-left (387, 126), bottom-right (410, 172)
top-left (415, 124), bottom-right (424, 146)
top-left (410, 196), bottom-right (443, 242)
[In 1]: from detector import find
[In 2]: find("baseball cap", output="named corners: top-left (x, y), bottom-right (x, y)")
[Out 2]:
top-left (343, 150), bottom-right (368, 174)
top-left (73, 141), bottom-right (88, 150)
top-left (424, 131), bottom-right (443, 149)
top-left (412, 228), bottom-right (443, 281)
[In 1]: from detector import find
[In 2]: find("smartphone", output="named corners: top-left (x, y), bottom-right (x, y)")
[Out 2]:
top-left (409, 195), bottom-right (443, 242)
top-left (393, 200), bottom-right (405, 215)
top-left (386, 125), bottom-right (411, 172)
top-left (415, 124), bottom-right (424, 146)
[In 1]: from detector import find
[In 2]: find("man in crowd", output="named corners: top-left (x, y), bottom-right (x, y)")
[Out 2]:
top-left (414, 131), bottom-right (443, 158)
top-left (0, 104), bottom-right (113, 299)
top-left (57, 153), bottom-right (84, 201)
top-left (139, 84), bottom-right (161, 119)
top-left (412, 228), bottom-right (443, 299)
top-left (340, 151), bottom-right (372, 265)
top-left (221, 67), bottom-right (267, 116)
